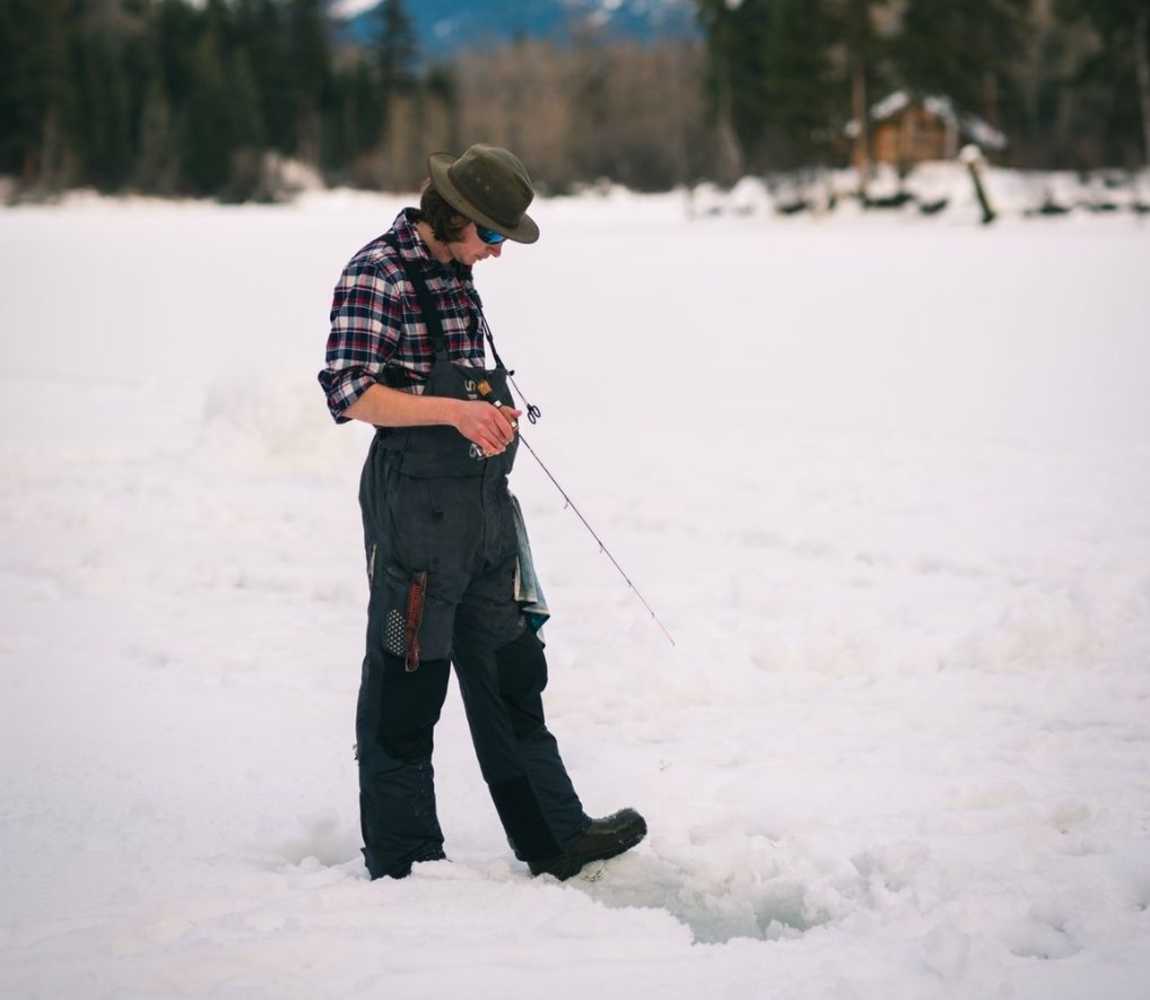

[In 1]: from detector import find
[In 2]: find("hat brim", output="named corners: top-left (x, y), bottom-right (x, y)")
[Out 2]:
top-left (429, 152), bottom-right (540, 245)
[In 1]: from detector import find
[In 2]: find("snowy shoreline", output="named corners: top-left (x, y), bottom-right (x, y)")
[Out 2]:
top-left (5, 161), bottom-right (1150, 226)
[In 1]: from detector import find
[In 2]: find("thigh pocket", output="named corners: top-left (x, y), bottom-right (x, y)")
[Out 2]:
top-left (370, 559), bottom-right (454, 670)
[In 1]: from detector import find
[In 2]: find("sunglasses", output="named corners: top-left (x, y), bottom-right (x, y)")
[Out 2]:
top-left (475, 224), bottom-right (506, 246)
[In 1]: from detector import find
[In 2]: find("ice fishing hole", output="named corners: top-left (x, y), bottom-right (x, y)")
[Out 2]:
top-left (572, 857), bottom-right (833, 945)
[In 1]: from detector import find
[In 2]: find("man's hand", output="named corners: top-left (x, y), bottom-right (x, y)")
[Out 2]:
top-left (342, 385), bottom-right (520, 455)
top-left (452, 400), bottom-right (521, 456)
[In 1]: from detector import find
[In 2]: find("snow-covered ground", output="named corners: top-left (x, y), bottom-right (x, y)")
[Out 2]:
top-left (2, 193), bottom-right (1149, 999)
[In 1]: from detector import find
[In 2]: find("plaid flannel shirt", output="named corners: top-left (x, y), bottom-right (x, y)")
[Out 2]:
top-left (318, 209), bottom-right (488, 423)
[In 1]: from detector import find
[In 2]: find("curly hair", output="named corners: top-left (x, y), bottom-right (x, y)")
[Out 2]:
top-left (415, 181), bottom-right (469, 243)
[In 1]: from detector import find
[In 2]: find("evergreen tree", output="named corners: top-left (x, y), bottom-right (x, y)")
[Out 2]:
top-left (286, 0), bottom-right (331, 163)
top-left (0, 0), bottom-right (37, 177)
top-left (134, 78), bottom-right (179, 192)
top-left (378, 0), bottom-right (417, 91)
top-left (222, 50), bottom-right (268, 199)
top-left (696, 0), bottom-right (771, 175)
top-left (120, 8), bottom-right (159, 177)
top-left (897, 0), bottom-right (1030, 130)
top-left (235, 0), bottom-right (295, 154)
top-left (377, 0), bottom-right (418, 144)
top-left (826, 0), bottom-right (894, 179)
top-left (70, 28), bottom-right (133, 190)
top-left (424, 63), bottom-right (459, 151)
top-left (696, 0), bottom-right (840, 173)
top-left (153, 0), bottom-right (204, 113)
top-left (351, 59), bottom-right (385, 159)
top-left (761, 0), bottom-right (839, 168)
top-left (0, 0), bottom-right (74, 188)
top-left (1057, 0), bottom-right (1150, 167)
top-left (182, 25), bottom-right (233, 194)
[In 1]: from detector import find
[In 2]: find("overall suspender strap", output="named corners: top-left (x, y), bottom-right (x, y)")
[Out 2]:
top-left (382, 231), bottom-right (512, 375)
top-left (382, 234), bottom-right (447, 358)
top-left (479, 314), bottom-right (507, 371)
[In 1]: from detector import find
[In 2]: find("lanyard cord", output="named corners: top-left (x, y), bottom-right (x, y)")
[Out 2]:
top-left (481, 316), bottom-right (542, 424)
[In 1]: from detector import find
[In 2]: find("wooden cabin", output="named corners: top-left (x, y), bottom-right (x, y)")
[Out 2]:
top-left (845, 92), bottom-right (1007, 169)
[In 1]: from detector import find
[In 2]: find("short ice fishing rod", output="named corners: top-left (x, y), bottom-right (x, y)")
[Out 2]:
top-left (476, 379), bottom-right (676, 648)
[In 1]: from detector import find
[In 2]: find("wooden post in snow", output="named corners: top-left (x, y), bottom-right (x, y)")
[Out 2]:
top-left (961, 144), bottom-right (996, 226)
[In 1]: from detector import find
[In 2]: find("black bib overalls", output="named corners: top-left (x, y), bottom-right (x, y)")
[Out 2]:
top-left (354, 242), bottom-right (589, 879)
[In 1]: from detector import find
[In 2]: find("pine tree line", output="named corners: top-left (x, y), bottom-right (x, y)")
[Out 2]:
top-left (1, 0), bottom-right (1148, 203)
top-left (0, 0), bottom-right (436, 200)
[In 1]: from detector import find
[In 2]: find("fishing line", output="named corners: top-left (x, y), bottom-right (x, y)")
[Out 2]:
top-left (514, 424), bottom-right (676, 648)
top-left (482, 330), bottom-right (673, 645)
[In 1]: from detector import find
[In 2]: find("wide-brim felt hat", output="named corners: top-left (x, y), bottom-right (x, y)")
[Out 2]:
top-left (429, 144), bottom-right (540, 244)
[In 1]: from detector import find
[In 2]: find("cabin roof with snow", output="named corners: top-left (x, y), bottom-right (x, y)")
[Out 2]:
top-left (845, 90), bottom-right (1007, 152)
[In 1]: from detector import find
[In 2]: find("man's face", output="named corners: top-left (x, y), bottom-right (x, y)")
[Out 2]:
top-left (449, 221), bottom-right (504, 267)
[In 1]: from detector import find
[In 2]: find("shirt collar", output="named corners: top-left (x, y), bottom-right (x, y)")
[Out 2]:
top-left (394, 208), bottom-right (473, 285)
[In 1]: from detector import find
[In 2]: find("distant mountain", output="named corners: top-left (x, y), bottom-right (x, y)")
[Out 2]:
top-left (334, 0), bottom-right (699, 58)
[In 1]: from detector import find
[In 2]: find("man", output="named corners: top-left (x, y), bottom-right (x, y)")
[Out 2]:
top-left (318, 144), bottom-right (646, 881)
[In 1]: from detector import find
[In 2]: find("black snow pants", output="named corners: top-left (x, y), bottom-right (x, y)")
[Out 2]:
top-left (356, 438), bottom-right (590, 879)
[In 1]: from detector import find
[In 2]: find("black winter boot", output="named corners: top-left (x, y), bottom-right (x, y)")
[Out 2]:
top-left (528, 808), bottom-right (647, 880)
top-left (367, 844), bottom-right (447, 880)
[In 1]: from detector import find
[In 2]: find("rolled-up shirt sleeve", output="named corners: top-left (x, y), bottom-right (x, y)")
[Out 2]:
top-left (318, 261), bottom-right (403, 423)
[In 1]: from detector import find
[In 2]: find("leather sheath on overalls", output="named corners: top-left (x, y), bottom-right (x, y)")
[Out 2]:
top-left (354, 235), bottom-right (589, 880)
